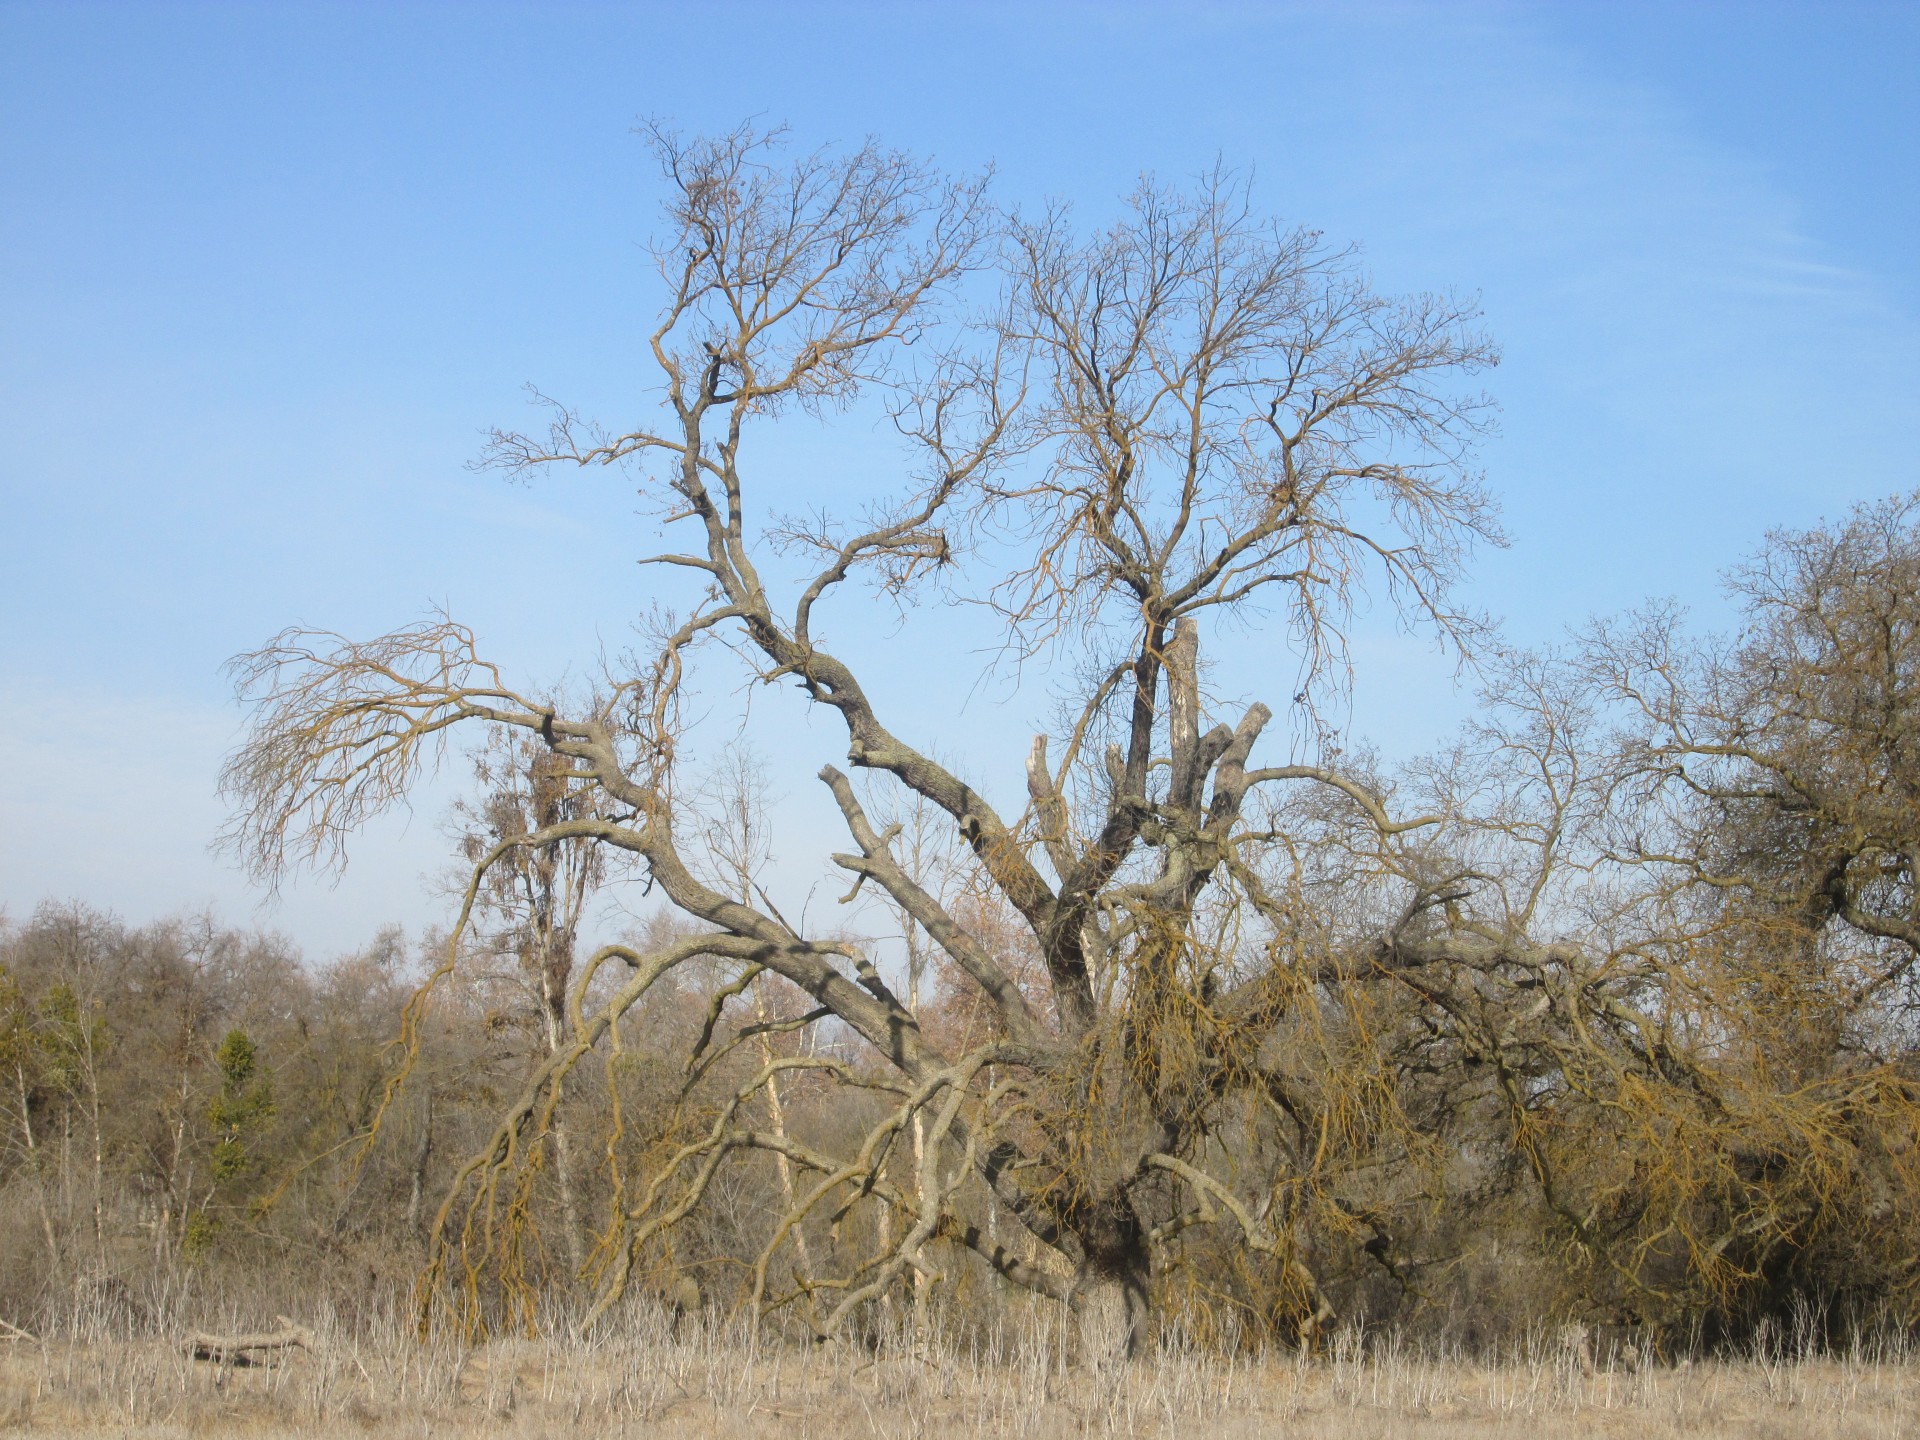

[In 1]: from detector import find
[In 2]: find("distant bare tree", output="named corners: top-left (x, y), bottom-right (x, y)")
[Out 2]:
top-left (1288, 494), bottom-right (1920, 1339)
top-left (1559, 495), bottom-right (1920, 1326)
top-left (449, 729), bottom-right (623, 1272)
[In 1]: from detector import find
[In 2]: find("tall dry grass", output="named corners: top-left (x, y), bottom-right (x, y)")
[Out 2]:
top-left (3, 1290), bottom-right (1917, 1438)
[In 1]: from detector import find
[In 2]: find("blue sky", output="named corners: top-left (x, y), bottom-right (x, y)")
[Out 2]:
top-left (4, 1), bottom-right (1917, 957)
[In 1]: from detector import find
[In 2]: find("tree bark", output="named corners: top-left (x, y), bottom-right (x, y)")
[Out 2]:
top-left (1074, 1245), bottom-right (1153, 1367)
top-left (187, 1318), bottom-right (316, 1364)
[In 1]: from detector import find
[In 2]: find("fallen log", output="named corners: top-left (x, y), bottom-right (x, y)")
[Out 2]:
top-left (186, 1317), bottom-right (316, 1365)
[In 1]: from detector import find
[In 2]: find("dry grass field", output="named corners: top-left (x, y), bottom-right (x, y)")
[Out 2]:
top-left (3, 1305), bottom-right (1917, 1439)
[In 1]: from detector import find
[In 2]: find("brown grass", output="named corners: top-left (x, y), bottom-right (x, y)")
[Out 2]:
top-left (3, 1306), bottom-right (1917, 1439)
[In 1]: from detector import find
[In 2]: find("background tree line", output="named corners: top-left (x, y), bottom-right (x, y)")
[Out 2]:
top-left (7, 124), bottom-right (1920, 1363)
top-left (8, 488), bottom-right (1919, 1358)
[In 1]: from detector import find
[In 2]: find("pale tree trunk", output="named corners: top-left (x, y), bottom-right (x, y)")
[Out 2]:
top-left (906, 942), bottom-right (930, 1339)
top-left (76, 1028), bottom-right (107, 1271)
top-left (89, 1098), bottom-right (105, 1267)
top-left (755, 994), bottom-right (814, 1285)
top-left (60, 1111), bottom-right (73, 1254)
top-left (910, 1109), bottom-right (929, 1337)
top-left (711, 754), bottom-right (815, 1295)
top-left (549, 1114), bottom-right (582, 1272)
top-left (406, 1090), bottom-right (435, 1238)
top-left (541, 1006), bottom-right (585, 1275)
top-left (14, 1061), bottom-right (61, 1278)
top-left (158, 1073), bottom-right (190, 1268)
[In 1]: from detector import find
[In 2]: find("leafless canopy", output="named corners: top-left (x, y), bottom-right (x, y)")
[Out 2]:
top-left (219, 122), bottom-right (1598, 1350)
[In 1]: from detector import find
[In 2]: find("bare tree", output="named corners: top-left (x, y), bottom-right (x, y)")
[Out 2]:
top-left (1557, 494), bottom-right (1920, 1326)
top-left (1272, 495), bottom-right (1920, 1341)
top-left (221, 122), bottom-right (1504, 1352)
top-left (448, 729), bottom-right (621, 1272)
